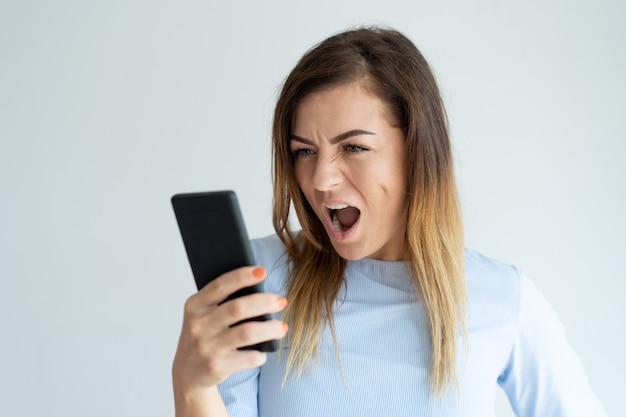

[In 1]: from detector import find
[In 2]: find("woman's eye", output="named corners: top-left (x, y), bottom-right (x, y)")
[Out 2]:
top-left (343, 144), bottom-right (368, 153)
top-left (292, 148), bottom-right (314, 158)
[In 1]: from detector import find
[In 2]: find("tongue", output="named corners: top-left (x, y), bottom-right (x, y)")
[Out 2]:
top-left (336, 207), bottom-right (360, 229)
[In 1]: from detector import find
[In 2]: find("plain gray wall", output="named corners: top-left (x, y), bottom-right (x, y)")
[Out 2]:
top-left (1, 1), bottom-right (624, 416)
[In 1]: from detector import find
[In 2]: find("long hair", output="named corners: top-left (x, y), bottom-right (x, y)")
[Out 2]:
top-left (272, 27), bottom-right (466, 395)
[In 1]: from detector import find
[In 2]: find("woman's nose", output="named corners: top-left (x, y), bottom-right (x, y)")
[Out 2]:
top-left (311, 154), bottom-right (341, 191)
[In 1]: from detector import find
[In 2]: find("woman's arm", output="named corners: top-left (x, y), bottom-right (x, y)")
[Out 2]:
top-left (173, 386), bottom-right (229, 417)
top-left (498, 272), bottom-right (606, 416)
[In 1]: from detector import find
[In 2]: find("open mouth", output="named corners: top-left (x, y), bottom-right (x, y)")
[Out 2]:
top-left (326, 204), bottom-right (361, 232)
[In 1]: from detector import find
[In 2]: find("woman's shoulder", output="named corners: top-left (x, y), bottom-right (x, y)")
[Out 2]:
top-left (250, 234), bottom-right (290, 294)
top-left (464, 248), bottom-right (525, 322)
top-left (251, 234), bottom-right (286, 258)
top-left (464, 248), bottom-right (523, 289)
top-left (465, 248), bottom-right (519, 276)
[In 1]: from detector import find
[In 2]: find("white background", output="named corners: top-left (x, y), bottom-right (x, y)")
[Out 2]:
top-left (1, 1), bottom-right (624, 416)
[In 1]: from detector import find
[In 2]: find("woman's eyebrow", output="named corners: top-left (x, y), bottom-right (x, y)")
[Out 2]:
top-left (290, 129), bottom-right (376, 145)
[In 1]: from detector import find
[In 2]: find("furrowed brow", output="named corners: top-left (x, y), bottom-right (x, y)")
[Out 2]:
top-left (330, 129), bottom-right (376, 144)
top-left (290, 129), bottom-right (376, 145)
top-left (289, 135), bottom-right (314, 145)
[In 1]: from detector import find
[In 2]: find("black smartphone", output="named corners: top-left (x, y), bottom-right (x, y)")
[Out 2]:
top-left (171, 190), bottom-right (278, 352)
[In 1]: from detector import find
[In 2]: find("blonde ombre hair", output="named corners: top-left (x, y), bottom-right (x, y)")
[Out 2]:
top-left (272, 27), bottom-right (466, 395)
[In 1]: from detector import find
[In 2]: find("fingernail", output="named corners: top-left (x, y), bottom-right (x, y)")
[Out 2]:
top-left (252, 266), bottom-right (266, 279)
top-left (282, 322), bottom-right (289, 333)
top-left (277, 296), bottom-right (287, 308)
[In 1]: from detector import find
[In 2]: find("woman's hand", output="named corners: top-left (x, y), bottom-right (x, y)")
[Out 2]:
top-left (172, 266), bottom-right (288, 416)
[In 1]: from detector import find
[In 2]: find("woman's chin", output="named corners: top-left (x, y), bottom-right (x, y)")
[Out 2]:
top-left (328, 241), bottom-right (367, 261)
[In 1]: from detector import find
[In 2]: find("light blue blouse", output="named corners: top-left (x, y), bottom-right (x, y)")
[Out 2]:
top-left (218, 234), bottom-right (605, 417)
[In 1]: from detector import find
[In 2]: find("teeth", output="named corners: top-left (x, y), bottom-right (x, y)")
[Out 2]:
top-left (326, 204), bottom-right (348, 210)
top-left (326, 204), bottom-right (349, 231)
top-left (332, 212), bottom-right (342, 231)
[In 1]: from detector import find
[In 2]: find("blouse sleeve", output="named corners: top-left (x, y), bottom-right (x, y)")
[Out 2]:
top-left (217, 366), bottom-right (260, 417)
top-left (497, 272), bottom-right (606, 416)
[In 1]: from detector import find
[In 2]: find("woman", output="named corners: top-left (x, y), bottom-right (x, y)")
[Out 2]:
top-left (172, 27), bottom-right (605, 417)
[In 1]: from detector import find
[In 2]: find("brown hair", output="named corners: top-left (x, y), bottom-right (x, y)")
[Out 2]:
top-left (272, 27), bottom-right (466, 394)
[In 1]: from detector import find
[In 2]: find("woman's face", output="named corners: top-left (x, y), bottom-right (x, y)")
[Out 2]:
top-left (290, 83), bottom-right (408, 261)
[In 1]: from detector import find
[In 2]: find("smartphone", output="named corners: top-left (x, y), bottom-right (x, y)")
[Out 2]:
top-left (171, 190), bottom-right (278, 352)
